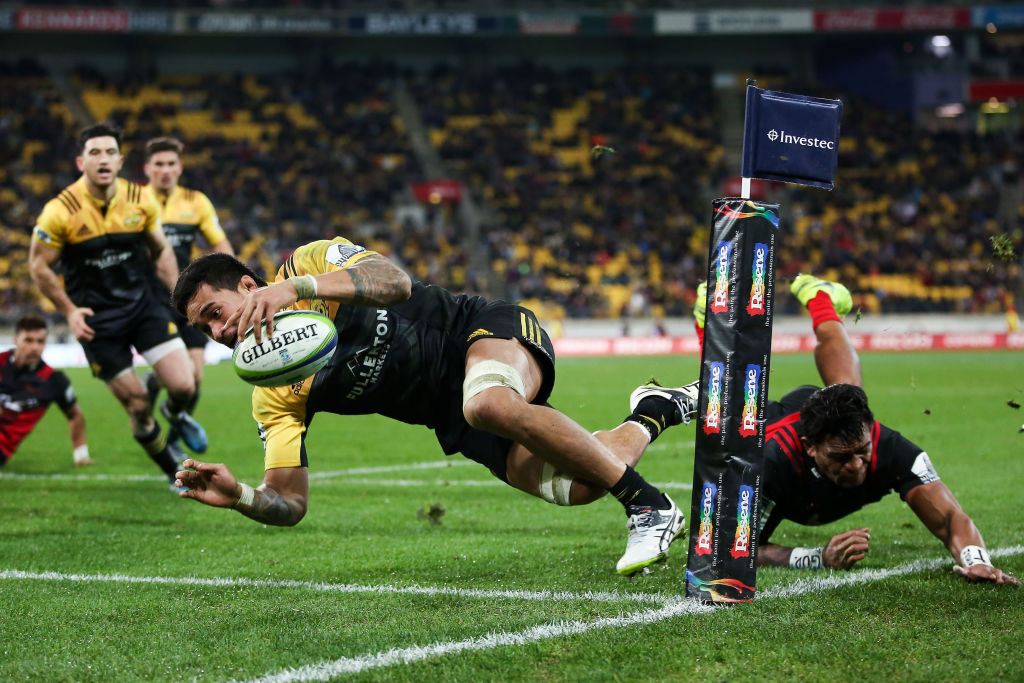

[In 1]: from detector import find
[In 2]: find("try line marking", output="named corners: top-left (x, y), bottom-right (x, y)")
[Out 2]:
top-left (2, 545), bottom-right (1020, 682)
top-left (0, 459), bottom-right (693, 491)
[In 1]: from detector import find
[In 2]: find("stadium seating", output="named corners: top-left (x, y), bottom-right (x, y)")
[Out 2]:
top-left (1, 58), bottom-right (1020, 325)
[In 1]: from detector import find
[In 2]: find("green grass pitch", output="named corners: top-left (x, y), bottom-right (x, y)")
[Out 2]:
top-left (1, 351), bottom-right (1022, 681)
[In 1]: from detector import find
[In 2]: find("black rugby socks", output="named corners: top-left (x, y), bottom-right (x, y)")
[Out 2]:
top-left (135, 422), bottom-right (178, 479)
top-left (624, 395), bottom-right (681, 443)
top-left (609, 465), bottom-right (667, 511)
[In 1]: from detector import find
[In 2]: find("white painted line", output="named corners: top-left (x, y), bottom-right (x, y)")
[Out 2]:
top-left (4, 544), bottom-right (1018, 682)
top-left (761, 543), bottom-right (1024, 600)
top-left (0, 460), bottom-right (471, 483)
top-left (325, 478), bottom-right (504, 487)
top-left (237, 544), bottom-right (1024, 682)
top-left (309, 461), bottom-right (474, 479)
top-left (238, 599), bottom-right (710, 683)
top-left (0, 472), bottom-right (168, 482)
top-left (0, 459), bottom-right (691, 492)
top-left (0, 569), bottom-right (679, 605)
top-left (313, 478), bottom-right (691, 491)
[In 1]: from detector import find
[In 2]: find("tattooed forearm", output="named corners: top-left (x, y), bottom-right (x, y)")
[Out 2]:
top-left (757, 543), bottom-right (794, 567)
top-left (240, 487), bottom-right (305, 526)
top-left (346, 259), bottom-right (412, 306)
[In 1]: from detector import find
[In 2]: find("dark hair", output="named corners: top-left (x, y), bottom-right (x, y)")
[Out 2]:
top-left (800, 383), bottom-right (874, 448)
top-left (145, 136), bottom-right (184, 160)
top-left (16, 314), bottom-right (48, 334)
top-left (172, 253), bottom-right (267, 317)
top-left (78, 123), bottom-right (122, 154)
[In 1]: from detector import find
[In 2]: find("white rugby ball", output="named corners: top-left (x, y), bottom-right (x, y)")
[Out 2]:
top-left (232, 310), bottom-right (338, 387)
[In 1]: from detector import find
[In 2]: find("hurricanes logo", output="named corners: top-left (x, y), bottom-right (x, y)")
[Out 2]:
top-left (466, 328), bottom-right (492, 342)
top-left (710, 241), bottom-right (733, 314)
top-left (123, 213), bottom-right (142, 229)
top-left (738, 364), bottom-right (761, 438)
top-left (703, 362), bottom-right (724, 435)
top-left (729, 485), bottom-right (753, 559)
top-left (746, 242), bottom-right (768, 316)
top-left (696, 482), bottom-right (717, 555)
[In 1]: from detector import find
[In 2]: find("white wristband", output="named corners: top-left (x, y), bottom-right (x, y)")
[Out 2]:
top-left (72, 445), bottom-right (90, 463)
top-left (960, 545), bottom-right (992, 568)
top-left (790, 546), bottom-right (824, 570)
top-left (234, 482), bottom-right (255, 509)
top-left (290, 274), bottom-right (318, 300)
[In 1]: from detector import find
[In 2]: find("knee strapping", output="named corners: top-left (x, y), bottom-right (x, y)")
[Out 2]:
top-left (462, 359), bottom-right (526, 410)
top-left (539, 462), bottom-right (573, 506)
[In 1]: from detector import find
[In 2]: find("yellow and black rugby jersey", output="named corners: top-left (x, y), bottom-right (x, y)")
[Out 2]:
top-left (34, 177), bottom-right (162, 311)
top-left (146, 184), bottom-right (226, 269)
top-left (251, 237), bottom-right (491, 471)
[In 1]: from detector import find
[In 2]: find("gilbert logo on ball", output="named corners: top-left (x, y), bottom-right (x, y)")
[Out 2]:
top-left (233, 310), bottom-right (338, 387)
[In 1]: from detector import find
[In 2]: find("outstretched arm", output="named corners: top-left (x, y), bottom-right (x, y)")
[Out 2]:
top-left (906, 481), bottom-right (1020, 586)
top-left (759, 528), bottom-right (871, 570)
top-left (175, 458), bottom-right (309, 526)
top-left (61, 403), bottom-right (93, 466)
top-left (29, 239), bottom-right (96, 342)
top-left (229, 255), bottom-right (413, 343)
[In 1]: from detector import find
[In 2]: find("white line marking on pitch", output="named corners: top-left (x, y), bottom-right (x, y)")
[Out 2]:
top-left (0, 460), bottom-right (473, 483)
top-left (236, 544), bottom-right (1024, 682)
top-left (0, 569), bottom-right (680, 605)
top-left (241, 600), bottom-right (712, 683)
top-left (3, 545), bottom-right (1019, 681)
top-left (0, 459), bottom-right (692, 491)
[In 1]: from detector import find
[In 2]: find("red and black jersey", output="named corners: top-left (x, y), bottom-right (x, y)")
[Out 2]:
top-left (759, 385), bottom-right (937, 543)
top-left (0, 350), bottom-right (76, 461)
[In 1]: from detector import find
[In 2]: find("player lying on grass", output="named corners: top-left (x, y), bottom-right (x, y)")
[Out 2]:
top-left (170, 238), bottom-right (697, 576)
top-left (694, 275), bottom-right (1018, 585)
top-left (1, 314), bottom-right (92, 468)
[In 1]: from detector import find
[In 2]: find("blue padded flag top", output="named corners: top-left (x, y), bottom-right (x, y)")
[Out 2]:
top-left (740, 85), bottom-right (842, 190)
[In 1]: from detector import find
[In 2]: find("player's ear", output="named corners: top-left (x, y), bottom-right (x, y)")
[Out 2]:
top-left (239, 275), bottom-right (261, 292)
top-left (75, 156), bottom-right (84, 172)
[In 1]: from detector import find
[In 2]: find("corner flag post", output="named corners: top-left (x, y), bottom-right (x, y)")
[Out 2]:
top-left (685, 80), bottom-right (842, 603)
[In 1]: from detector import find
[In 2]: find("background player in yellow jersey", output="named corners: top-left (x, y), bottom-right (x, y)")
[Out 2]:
top-left (142, 136), bottom-right (234, 442)
top-left (171, 239), bottom-right (700, 576)
top-left (28, 124), bottom-right (208, 490)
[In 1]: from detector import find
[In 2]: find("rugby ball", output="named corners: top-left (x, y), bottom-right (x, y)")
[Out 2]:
top-left (232, 310), bottom-right (338, 387)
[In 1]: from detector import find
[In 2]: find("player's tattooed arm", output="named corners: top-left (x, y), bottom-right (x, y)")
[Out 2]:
top-left (238, 466), bottom-right (310, 527)
top-left (343, 257), bottom-right (412, 306)
top-left (757, 543), bottom-right (795, 567)
top-left (238, 486), bottom-right (306, 526)
top-left (306, 255), bottom-right (411, 307)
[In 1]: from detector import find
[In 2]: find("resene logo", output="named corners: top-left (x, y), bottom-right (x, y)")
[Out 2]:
top-left (703, 361), bottom-right (724, 435)
top-left (746, 242), bottom-right (769, 316)
top-left (710, 241), bottom-right (733, 314)
top-left (729, 485), bottom-right (753, 559)
top-left (738, 363), bottom-right (762, 438)
top-left (696, 482), bottom-right (718, 556)
top-left (766, 129), bottom-right (835, 149)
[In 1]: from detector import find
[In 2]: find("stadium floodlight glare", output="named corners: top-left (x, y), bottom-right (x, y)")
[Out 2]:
top-left (936, 103), bottom-right (965, 118)
top-left (929, 35), bottom-right (953, 57)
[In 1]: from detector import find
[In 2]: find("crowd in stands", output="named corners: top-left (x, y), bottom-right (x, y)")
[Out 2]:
top-left (412, 61), bottom-right (724, 322)
top-left (1, 58), bottom-right (1020, 331)
top-left (25, 1), bottom-right (868, 11)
